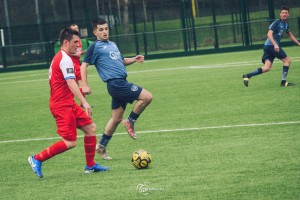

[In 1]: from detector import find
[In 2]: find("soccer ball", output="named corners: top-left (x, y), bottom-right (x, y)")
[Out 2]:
top-left (131, 149), bottom-right (152, 169)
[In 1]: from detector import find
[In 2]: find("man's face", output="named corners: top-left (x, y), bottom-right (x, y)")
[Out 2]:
top-left (280, 9), bottom-right (289, 21)
top-left (93, 23), bottom-right (109, 41)
top-left (65, 35), bottom-right (79, 54)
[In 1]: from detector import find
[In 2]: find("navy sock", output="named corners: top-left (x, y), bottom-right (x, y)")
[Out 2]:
top-left (99, 133), bottom-right (112, 147)
top-left (247, 68), bottom-right (263, 78)
top-left (281, 66), bottom-right (289, 83)
top-left (128, 111), bottom-right (140, 123)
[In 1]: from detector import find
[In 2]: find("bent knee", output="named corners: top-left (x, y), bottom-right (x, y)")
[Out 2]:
top-left (83, 123), bottom-right (97, 136)
top-left (146, 92), bottom-right (153, 104)
top-left (283, 57), bottom-right (291, 65)
top-left (262, 66), bottom-right (271, 73)
top-left (65, 140), bottom-right (77, 149)
top-left (90, 123), bottom-right (97, 133)
top-left (143, 90), bottom-right (153, 104)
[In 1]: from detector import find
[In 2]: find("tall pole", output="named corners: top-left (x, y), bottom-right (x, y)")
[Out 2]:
top-left (131, 0), bottom-right (139, 54)
top-left (268, 0), bottom-right (275, 22)
top-left (212, 0), bottom-right (219, 48)
top-left (35, 0), bottom-right (44, 42)
top-left (3, 0), bottom-right (12, 46)
top-left (179, 0), bottom-right (188, 52)
top-left (240, 0), bottom-right (249, 46)
top-left (117, 0), bottom-right (121, 24)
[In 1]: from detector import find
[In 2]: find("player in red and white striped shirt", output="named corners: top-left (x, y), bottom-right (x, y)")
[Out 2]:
top-left (28, 28), bottom-right (109, 178)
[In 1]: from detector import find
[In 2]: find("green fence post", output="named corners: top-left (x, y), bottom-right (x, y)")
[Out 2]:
top-left (298, 17), bottom-right (300, 37)
top-left (268, 0), bottom-right (275, 21)
top-left (240, 0), bottom-right (249, 46)
top-left (143, 33), bottom-right (148, 57)
top-left (212, 0), bottom-right (219, 48)
top-left (231, 10), bottom-right (237, 43)
top-left (131, 0), bottom-right (139, 55)
top-left (151, 7), bottom-right (158, 50)
top-left (179, 0), bottom-right (188, 52)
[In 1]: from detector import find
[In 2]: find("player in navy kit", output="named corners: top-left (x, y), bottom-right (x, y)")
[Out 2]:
top-left (80, 18), bottom-right (152, 160)
top-left (243, 6), bottom-right (300, 87)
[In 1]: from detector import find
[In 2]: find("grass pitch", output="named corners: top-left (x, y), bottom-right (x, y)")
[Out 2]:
top-left (0, 47), bottom-right (299, 200)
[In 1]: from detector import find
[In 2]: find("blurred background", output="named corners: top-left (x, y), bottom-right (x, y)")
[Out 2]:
top-left (0, 0), bottom-right (299, 70)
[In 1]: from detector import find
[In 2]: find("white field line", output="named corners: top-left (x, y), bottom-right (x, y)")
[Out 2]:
top-left (0, 121), bottom-right (299, 144)
top-left (1, 58), bottom-right (300, 85)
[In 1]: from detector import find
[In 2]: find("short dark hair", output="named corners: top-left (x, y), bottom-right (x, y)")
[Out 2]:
top-left (69, 23), bottom-right (78, 28)
top-left (280, 6), bottom-right (289, 12)
top-left (92, 18), bottom-right (107, 30)
top-left (59, 28), bottom-right (80, 46)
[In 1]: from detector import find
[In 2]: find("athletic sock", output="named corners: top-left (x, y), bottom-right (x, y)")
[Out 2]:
top-left (247, 68), bottom-right (263, 78)
top-left (34, 140), bottom-right (68, 162)
top-left (84, 136), bottom-right (96, 168)
top-left (99, 133), bottom-right (112, 147)
top-left (128, 111), bottom-right (140, 123)
top-left (281, 66), bottom-right (289, 84)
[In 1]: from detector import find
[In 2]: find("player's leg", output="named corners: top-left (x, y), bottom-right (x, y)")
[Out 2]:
top-left (132, 89), bottom-right (152, 115)
top-left (28, 107), bottom-right (77, 178)
top-left (80, 123), bottom-right (97, 167)
top-left (97, 106), bottom-right (125, 160)
top-left (80, 122), bottom-right (109, 172)
top-left (122, 88), bottom-right (152, 139)
top-left (243, 46), bottom-right (274, 87)
top-left (75, 104), bottom-right (109, 172)
top-left (280, 56), bottom-right (294, 86)
top-left (28, 139), bottom-right (71, 178)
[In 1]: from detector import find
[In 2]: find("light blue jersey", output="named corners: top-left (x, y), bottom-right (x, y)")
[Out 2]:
top-left (264, 19), bottom-right (290, 46)
top-left (84, 40), bottom-right (127, 82)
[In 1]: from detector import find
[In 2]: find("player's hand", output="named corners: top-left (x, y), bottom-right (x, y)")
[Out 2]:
top-left (274, 45), bottom-right (280, 52)
top-left (81, 85), bottom-right (92, 95)
top-left (135, 55), bottom-right (144, 63)
top-left (82, 102), bottom-right (92, 116)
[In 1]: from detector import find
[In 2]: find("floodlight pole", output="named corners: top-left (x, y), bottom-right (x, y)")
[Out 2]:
top-left (0, 29), bottom-right (6, 68)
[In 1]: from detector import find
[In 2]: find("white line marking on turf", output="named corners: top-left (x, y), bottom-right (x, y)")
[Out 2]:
top-left (1, 58), bottom-right (300, 85)
top-left (0, 121), bottom-right (299, 144)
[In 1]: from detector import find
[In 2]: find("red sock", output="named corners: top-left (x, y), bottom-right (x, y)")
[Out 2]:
top-left (34, 140), bottom-right (68, 162)
top-left (84, 136), bottom-right (96, 167)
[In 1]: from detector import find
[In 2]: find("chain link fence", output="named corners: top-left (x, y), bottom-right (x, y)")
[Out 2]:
top-left (0, 0), bottom-right (299, 70)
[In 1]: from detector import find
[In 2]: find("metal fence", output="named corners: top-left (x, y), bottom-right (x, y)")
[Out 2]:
top-left (0, 0), bottom-right (299, 71)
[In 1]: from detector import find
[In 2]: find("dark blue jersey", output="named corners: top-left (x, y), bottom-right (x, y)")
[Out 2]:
top-left (84, 40), bottom-right (127, 82)
top-left (265, 19), bottom-right (290, 46)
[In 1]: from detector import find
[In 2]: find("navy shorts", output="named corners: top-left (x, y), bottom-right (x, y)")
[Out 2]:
top-left (107, 78), bottom-right (143, 110)
top-left (262, 45), bottom-right (287, 64)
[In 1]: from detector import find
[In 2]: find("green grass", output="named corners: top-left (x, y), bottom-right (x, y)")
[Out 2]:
top-left (0, 47), bottom-right (300, 199)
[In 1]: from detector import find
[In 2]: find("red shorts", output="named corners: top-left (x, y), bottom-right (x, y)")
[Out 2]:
top-left (50, 103), bottom-right (93, 141)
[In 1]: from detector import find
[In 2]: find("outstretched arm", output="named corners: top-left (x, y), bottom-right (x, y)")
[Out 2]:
top-left (124, 55), bottom-right (144, 66)
top-left (287, 32), bottom-right (300, 46)
top-left (70, 49), bottom-right (87, 58)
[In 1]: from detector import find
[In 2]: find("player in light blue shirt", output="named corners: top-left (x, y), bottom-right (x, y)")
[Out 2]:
top-left (243, 6), bottom-right (300, 87)
top-left (81, 18), bottom-right (152, 160)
